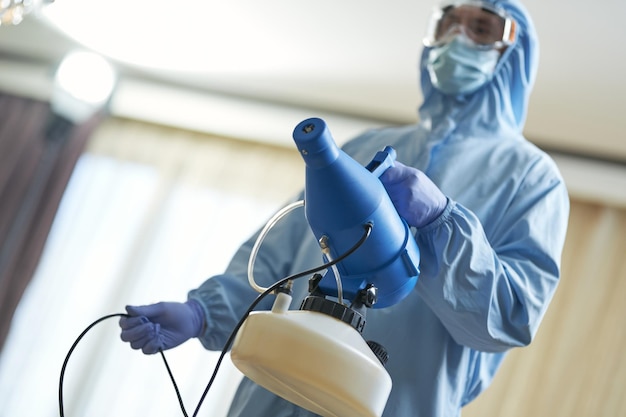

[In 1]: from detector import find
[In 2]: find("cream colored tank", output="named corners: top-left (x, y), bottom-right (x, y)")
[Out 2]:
top-left (231, 292), bottom-right (392, 417)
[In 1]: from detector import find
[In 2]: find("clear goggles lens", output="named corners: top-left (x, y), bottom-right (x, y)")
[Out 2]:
top-left (423, 1), bottom-right (516, 49)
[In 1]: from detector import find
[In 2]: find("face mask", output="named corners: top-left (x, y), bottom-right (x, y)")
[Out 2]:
top-left (426, 35), bottom-right (500, 95)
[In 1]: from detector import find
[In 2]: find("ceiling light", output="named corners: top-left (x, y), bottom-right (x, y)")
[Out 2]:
top-left (51, 51), bottom-right (117, 123)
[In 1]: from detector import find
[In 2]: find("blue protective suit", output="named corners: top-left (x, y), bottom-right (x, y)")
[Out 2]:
top-left (188, 1), bottom-right (570, 416)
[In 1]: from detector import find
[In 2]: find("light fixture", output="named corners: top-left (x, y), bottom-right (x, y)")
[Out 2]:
top-left (0, 0), bottom-right (53, 26)
top-left (45, 50), bottom-right (116, 141)
top-left (51, 50), bottom-right (117, 124)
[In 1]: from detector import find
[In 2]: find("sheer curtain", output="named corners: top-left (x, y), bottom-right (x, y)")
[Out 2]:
top-left (0, 118), bottom-right (304, 417)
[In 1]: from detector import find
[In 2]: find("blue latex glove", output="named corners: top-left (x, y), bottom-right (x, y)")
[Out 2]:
top-left (119, 300), bottom-right (204, 354)
top-left (379, 161), bottom-right (448, 228)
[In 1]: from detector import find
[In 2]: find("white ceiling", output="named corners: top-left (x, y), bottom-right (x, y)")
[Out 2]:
top-left (0, 0), bottom-right (625, 161)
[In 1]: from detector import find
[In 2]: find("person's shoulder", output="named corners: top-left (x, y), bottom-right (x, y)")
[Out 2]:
top-left (348, 124), bottom-right (418, 143)
top-left (342, 124), bottom-right (419, 158)
top-left (502, 135), bottom-right (564, 184)
top-left (518, 137), bottom-right (560, 168)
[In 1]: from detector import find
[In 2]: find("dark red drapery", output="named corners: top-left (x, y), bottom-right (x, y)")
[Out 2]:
top-left (0, 92), bottom-right (103, 351)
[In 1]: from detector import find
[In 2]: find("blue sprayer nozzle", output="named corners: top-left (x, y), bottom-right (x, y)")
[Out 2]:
top-left (293, 117), bottom-right (420, 308)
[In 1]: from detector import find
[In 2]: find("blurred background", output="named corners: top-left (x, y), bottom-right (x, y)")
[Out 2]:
top-left (0, 1), bottom-right (624, 416)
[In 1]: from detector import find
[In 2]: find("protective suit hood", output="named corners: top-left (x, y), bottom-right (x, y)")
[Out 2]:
top-left (418, 0), bottom-right (538, 136)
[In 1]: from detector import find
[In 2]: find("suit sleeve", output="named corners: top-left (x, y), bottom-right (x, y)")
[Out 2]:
top-left (415, 159), bottom-right (569, 352)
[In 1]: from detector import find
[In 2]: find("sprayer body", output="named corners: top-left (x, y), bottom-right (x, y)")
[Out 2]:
top-left (231, 118), bottom-right (422, 417)
top-left (293, 118), bottom-right (420, 308)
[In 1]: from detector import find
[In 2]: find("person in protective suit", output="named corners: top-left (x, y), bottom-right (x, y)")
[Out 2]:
top-left (119, 1), bottom-right (569, 415)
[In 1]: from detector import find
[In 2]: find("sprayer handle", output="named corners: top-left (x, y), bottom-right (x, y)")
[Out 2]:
top-left (365, 146), bottom-right (397, 178)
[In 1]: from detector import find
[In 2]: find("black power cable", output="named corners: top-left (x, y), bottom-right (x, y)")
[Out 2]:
top-left (58, 223), bottom-right (372, 417)
top-left (58, 313), bottom-right (190, 417)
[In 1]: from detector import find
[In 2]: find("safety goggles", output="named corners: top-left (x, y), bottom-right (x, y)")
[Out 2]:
top-left (423, 0), bottom-right (516, 50)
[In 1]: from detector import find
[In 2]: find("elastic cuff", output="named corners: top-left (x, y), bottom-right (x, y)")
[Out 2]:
top-left (185, 298), bottom-right (206, 338)
top-left (418, 197), bottom-right (454, 231)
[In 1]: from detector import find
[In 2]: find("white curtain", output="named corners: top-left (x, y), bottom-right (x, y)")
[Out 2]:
top-left (0, 118), bottom-right (305, 417)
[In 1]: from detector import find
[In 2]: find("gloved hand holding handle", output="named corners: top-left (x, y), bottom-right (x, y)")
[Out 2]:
top-left (119, 299), bottom-right (205, 354)
top-left (379, 161), bottom-right (448, 228)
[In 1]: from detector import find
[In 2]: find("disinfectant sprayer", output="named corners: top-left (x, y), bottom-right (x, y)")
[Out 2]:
top-left (231, 117), bottom-right (421, 417)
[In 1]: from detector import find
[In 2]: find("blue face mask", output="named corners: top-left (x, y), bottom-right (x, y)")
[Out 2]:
top-left (426, 35), bottom-right (500, 95)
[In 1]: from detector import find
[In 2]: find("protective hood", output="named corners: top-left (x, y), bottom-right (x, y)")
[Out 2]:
top-left (418, 0), bottom-right (538, 136)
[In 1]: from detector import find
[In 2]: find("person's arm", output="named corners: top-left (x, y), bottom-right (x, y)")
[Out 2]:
top-left (189, 195), bottom-right (310, 351)
top-left (382, 159), bottom-right (569, 352)
top-left (120, 194), bottom-right (311, 354)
